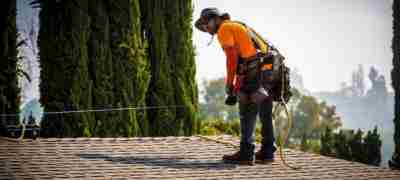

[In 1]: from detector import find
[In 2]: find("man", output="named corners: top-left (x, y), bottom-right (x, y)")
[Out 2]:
top-left (195, 8), bottom-right (277, 165)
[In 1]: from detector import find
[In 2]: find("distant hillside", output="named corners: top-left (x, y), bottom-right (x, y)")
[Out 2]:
top-left (313, 85), bottom-right (394, 167)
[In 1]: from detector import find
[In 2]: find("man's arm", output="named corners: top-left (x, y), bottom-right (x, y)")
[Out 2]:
top-left (224, 46), bottom-right (239, 90)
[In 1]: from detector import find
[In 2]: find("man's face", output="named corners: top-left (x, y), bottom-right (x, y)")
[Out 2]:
top-left (197, 17), bottom-right (217, 35)
top-left (205, 18), bottom-right (217, 35)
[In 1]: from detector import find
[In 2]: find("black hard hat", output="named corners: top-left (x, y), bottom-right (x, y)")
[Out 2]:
top-left (195, 8), bottom-right (222, 32)
top-left (200, 8), bottom-right (221, 20)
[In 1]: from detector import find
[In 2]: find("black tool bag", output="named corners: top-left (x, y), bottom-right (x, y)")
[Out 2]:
top-left (258, 52), bottom-right (292, 103)
top-left (233, 20), bottom-right (292, 103)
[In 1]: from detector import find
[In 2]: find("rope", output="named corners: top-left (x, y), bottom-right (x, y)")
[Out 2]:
top-left (275, 99), bottom-right (299, 170)
top-left (0, 105), bottom-right (186, 117)
top-left (196, 135), bottom-right (240, 150)
top-left (0, 105), bottom-right (186, 142)
top-left (198, 63), bottom-right (299, 170)
top-left (274, 62), bottom-right (300, 170)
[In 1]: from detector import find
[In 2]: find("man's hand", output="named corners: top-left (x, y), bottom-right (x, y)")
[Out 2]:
top-left (225, 95), bottom-right (237, 106)
top-left (225, 84), bottom-right (237, 106)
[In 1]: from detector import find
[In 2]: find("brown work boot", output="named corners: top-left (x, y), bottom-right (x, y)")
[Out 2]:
top-left (255, 146), bottom-right (276, 164)
top-left (222, 151), bottom-right (255, 166)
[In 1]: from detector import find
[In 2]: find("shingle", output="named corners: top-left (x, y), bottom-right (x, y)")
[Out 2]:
top-left (0, 135), bottom-right (399, 180)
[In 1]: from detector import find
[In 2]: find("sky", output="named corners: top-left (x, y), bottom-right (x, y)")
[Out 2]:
top-left (16, 0), bottom-right (394, 98)
top-left (193, 0), bottom-right (393, 92)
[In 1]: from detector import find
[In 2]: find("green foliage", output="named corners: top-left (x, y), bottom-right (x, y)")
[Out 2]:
top-left (39, 0), bottom-right (93, 137)
top-left (39, 0), bottom-right (151, 137)
top-left (141, 0), bottom-right (198, 136)
top-left (349, 129), bottom-right (364, 163)
top-left (320, 127), bottom-right (335, 156)
top-left (364, 127), bottom-right (382, 166)
top-left (300, 133), bottom-right (309, 151)
top-left (165, 0), bottom-right (198, 136)
top-left (0, 0), bottom-right (20, 131)
top-left (199, 117), bottom-right (240, 137)
top-left (333, 130), bottom-right (352, 160)
top-left (200, 78), bottom-right (238, 121)
top-left (141, 0), bottom-right (177, 136)
top-left (108, 0), bottom-right (150, 137)
top-left (279, 88), bottom-right (342, 149)
top-left (87, 0), bottom-right (114, 137)
top-left (199, 78), bottom-right (341, 151)
top-left (321, 127), bottom-right (382, 166)
top-left (291, 94), bottom-right (341, 141)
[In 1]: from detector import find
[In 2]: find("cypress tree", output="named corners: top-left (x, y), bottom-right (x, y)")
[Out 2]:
top-left (364, 127), bottom-right (382, 166)
top-left (87, 0), bottom-right (115, 137)
top-left (141, 0), bottom-right (177, 136)
top-left (0, 0), bottom-right (19, 135)
top-left (320, 127), bottom-right (334, 156)
top-left (108, 0), bottom-right (150, 137)
top-left (165, 0), bottom-right (198, 136)
top-left (37, 0), bottom-right (149, 137)
top-left (349, 129), bottom-right (364, 163)
top-left (141, 0), bottom-right (198, 136)
top-left (391, 0), bottom-right (400, 170)
top-left (38, 0), bottom-right (94, 137)
top-left (334, 130), bottom-right (352, 161)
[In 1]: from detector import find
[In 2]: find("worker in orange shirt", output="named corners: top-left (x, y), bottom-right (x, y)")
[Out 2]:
top-left (195, 8), bottom-right (276, 165)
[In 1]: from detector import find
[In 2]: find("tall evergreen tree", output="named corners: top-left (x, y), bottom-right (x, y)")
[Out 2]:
top-left (87, 0), bottom-right (115, 136)
top-left (320, 127), bottom-right (334, 156)
top-left (108, 0), bottom-right (150, 137)
top-left (141, 0), bottom-right (198, 136)
top-left (38, 0), bottom-right (94, 137)
top-left (141, 0), bottom-right (177, 136)
top-left (364, 127), bottom-right (382, 166)
top-left (0, 0), bottom-right (19, 135)
top-left (38, 0), bottom-right (150, 137)
top-left (334, 130), bottom-right (352, 161)
top-left (165, 0), bottom-right (198, 136)
top-left (349, 129), bottom-right (364, 163)
top-left (391, 0), bottom-right (400, 170)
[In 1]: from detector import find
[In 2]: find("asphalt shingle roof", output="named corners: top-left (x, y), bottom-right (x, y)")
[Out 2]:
top-left (1, 135), bottom-right (399, 179)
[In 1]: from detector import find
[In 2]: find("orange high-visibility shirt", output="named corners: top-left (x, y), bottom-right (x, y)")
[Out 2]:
top-left (217, 20), bottom-right (258, 59)
top-left (217, 20), bottom-right (258, 87)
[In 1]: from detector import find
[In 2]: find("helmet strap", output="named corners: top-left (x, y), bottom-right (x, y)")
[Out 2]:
top-left (207, 35), bottom-right (215, 46)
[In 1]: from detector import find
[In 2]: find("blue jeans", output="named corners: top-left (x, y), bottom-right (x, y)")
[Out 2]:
top-left (239, 98), bottom-right (275, 156)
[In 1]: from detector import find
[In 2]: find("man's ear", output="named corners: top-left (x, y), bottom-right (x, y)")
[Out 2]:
top-left (207, 19), bottom-right (218, 35)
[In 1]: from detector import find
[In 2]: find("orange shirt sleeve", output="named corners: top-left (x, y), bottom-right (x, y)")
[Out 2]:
top-left (223, 46), bottom-right (238, 87)
top-left (218, 23), bottom-right (238, 87)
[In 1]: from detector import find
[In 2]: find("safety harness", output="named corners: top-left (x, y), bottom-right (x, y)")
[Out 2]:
top-left (233, 21), bottom-right (298, 170)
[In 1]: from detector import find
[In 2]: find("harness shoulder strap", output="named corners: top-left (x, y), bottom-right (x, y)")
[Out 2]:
top-left (232, 21), bottom-right (270, 55)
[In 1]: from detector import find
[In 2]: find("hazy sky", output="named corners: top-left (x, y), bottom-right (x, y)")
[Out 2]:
top-left (17, 0), bottom-right (394, 94)
top-left (193, 0), bottom-right (393, 92)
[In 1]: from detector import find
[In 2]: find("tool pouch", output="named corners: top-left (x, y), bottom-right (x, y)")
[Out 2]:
top-left (259, 52), bottom-right (292, 102)
top-left (237, 56), bottom-right (271, 105)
